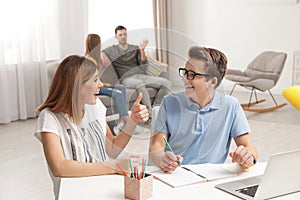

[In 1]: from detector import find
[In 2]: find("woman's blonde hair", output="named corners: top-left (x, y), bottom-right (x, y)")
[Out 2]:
top-left (38, 55), bottom-right (98, 124)
top-left (85, 33), bottom-right (102, 67)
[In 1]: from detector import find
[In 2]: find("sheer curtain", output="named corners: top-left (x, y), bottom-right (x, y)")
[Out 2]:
top-left (152, 0), bottom-right (172, 64)
top-left (0, 0), bottom-right (60, 123)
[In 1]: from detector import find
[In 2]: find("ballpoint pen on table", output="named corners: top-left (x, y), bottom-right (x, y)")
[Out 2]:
top-left (162, 135), bottom-right (181, 166)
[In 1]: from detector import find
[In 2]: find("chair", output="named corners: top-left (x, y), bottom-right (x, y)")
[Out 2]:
top-left (225, 51), bottom-right (287, 112)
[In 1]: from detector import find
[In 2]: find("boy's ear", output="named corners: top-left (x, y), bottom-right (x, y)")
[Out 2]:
top-left (210, 77), bottom-right (218, 87)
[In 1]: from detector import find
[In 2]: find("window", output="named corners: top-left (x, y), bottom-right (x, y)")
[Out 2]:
top-left (0, 0), bottom-right (60, 65)
top-left (0, 0), bottom-right (60, 123)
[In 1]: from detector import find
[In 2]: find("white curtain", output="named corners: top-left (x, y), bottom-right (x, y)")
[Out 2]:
top-left (0, 0), bottom-right (60, 123)
top-left (152, 0), bottom-right (172, 64)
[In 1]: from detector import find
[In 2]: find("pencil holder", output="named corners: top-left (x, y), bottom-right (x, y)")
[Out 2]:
top-left (124, 174), bottom-right (153, 200)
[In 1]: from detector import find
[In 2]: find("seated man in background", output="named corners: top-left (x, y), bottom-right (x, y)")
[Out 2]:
top-left (85, 33), bottom-right (129, 134)
top-left (149, 46), bottom-right (258, 172)
top-left (101, 25), bottom-right (172, 118)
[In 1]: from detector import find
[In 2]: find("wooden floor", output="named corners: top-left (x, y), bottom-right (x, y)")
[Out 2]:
top-left (1, 91), bottom-right (300, 200)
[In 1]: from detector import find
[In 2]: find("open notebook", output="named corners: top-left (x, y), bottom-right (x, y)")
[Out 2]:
top-left (152, 163), bottom-right (240, 188)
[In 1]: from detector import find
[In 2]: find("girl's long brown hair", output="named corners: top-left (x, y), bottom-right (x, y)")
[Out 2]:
top-left (38, 55), bottom-right (97, 124)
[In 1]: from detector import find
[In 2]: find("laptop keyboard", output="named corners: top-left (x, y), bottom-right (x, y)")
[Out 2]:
top-left (236, 185), bottom-right (259, 197)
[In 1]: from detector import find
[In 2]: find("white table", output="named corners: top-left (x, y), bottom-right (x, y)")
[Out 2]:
top-left (58, 163), bottom-right (300, 200)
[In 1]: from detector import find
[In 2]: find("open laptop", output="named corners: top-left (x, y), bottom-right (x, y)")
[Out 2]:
top-left (215, 149), bottom-right (300, 199)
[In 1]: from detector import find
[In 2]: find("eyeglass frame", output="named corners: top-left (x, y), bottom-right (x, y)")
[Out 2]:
top-left (178, 68), bottom-right (211, 80)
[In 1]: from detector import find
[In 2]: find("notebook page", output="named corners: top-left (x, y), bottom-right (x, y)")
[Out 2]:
top-left (152, 167), bottom-right (206, 188)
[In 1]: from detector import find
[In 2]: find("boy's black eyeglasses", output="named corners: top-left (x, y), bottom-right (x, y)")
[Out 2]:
top-left (178, 68), bottom-right (211, 80)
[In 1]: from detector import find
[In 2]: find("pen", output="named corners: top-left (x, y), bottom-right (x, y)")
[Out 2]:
top-left (162, 135), bottom-right (181, 166)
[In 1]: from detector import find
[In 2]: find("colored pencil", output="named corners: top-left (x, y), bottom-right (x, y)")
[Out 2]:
top-left (162, 135), bottom-right (181, 166)
top-left (129, 158), bottom-right (134, 178)
top-left (116, 163), bottom-right (128, 176)
top-left (142, 159), bottom-right (148, 178)
top-left (134, 166), bottom-right (138, 179)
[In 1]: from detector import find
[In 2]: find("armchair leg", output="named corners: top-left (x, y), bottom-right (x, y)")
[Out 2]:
top-left (268, 90), bottom-right (278, 106)
top-left (254, 89), bottom-right (258, 102)
top-left (247, 88), bottom-right (255, 108)
top-left (229, 84), bottom-right (237, 95)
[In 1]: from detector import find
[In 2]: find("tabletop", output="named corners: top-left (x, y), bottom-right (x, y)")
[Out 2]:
top-left (58, 163), bottom-right (300, 200)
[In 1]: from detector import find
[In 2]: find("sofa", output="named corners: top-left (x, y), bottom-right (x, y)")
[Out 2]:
top-left (46, 55), bottom-right (169, 119)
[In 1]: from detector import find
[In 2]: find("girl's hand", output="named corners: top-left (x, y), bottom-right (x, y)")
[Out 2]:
top-left (130, 92), bottom-right (149, 124)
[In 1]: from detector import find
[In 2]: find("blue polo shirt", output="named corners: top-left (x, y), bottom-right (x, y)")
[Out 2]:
top-left (154, 92), bottom-right (250, 164)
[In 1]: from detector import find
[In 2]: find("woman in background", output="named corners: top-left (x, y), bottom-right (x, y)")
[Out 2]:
top-left (85, 33), bottom-right (129, 135)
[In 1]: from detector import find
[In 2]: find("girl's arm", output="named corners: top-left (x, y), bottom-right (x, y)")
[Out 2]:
top-left (106, 92), bottom-right (149, 158)
top-left (41, 132), bottom-right (119, 177)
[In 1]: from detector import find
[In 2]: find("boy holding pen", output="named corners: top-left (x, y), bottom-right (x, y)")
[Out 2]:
top-left (149, 46), bottom-right (258, 173)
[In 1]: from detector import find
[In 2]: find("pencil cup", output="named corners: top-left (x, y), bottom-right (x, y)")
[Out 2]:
top-left (124, 174), bottom-right (153, 200)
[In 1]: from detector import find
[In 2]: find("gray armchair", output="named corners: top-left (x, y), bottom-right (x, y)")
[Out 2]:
top-left (225, 51), bottom-right (287, 112)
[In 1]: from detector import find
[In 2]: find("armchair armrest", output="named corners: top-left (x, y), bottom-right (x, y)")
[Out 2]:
top-left (226, 69), bottom-right (244, 76)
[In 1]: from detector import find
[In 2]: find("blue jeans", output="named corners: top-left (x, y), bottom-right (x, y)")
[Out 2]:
top-left (99, 85), bottom-right (128, 117)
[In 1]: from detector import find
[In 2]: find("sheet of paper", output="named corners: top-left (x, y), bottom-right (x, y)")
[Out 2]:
top-left (152, 167), bottom-right (206, 188)
top-left (182, 163), bottom-right (238, 181)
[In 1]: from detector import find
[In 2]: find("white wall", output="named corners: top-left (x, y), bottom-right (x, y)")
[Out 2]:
top-left (88, 0), bottom-right (154, 43)
top-left (169, 0), bottom-right (300, 94)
